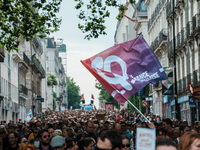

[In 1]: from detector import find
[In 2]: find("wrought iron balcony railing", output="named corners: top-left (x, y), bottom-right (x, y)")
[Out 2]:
top-left (19, 84), bottom-right (28, 95)
top-left (186, 21), bottom-right (193, 38)
top-left (158, 28), bottom-right (167, 45)
top-left (181, 27), bottom-right (187, 44)
top-left (31, 54), bottom-right (45, 78)
top-left (193, 14), bottom-right (200, 32)
top-left (23, 52), bottom-right (30, 65)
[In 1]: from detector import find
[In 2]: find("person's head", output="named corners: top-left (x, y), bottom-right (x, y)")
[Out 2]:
top-left (19, 144), bottom-right (39, 150)
top-left (162, 118), bottom-right (172, 132)
top-left (48, 127), bottom-right (54, 139)
top-left (18, 137), bottom-right (28, 148)
top-left (190, 127), bottom-right (198, 134)
top-left (156, 139), bottom-right (177, 150)
top-left (121, 135), bottom-right (130, 150)
top-left (35, 121), bottom-right (42, 128)
top-left (7, 124), bottom-right (16, 132)
top-left (85, 120), bottom-right (94, 134)
top-left (38, 129), bottom-right (51, 146)
top-left (97, 130), bottom-right (122, 150)
top-left (50, 135), bottom-right (66, 150)
top-left (173, 126), bottom-right (181, 139)
top-left (120, 121), bottom-right (126, 132)
top-left (114, 123), bottom-right (122, 134)
top-left (8, 132), bottom-right (19, 148)
top-left (33, 127), bottom-right (41, 139)
top-left (78, 137), bottom-right (95, 150)
top-left (180, 124), bottom-right (190, 136)
top-left (179, 132), bottom-right (200, 150)
top-left (65, 137), bottom-right (78, 150)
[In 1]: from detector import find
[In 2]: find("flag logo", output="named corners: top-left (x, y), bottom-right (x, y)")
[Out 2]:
top-left (81, 34), bottom-right (167, 105)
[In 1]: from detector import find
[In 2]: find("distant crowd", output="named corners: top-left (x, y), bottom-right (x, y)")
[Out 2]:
top-left (0, 109), bottom-right (200, 150)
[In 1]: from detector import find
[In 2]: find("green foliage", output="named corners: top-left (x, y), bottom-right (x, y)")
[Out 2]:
top-left (67, 77), bottom-right (81, 109)
top-left (47, 73), bottom-right (58, 86)
top-left (74, 0), bottom-right (135, 40)
top-left (0, 0), bottom-right (62, 52)
top-left (95, 80), bottom-right (120, 109)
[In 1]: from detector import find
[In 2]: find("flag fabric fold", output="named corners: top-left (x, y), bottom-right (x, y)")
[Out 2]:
top-left (91, 94), bottom-right (94, 100)
top-left (81, 34), bottom-right (167, 105)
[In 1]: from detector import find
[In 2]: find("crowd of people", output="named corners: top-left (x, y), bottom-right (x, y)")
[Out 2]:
top-left (0, 109), bottom-right (200, 150)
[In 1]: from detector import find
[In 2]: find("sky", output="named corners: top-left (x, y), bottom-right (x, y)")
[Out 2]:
top-left (51, 1), bottom-right (120, 108)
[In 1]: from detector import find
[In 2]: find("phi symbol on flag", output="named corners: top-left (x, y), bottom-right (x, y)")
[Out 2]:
top-left (91, 55), bottom-right (132, 95)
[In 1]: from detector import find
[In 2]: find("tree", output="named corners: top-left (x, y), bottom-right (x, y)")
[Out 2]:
top-left (47, 73), bottom-right (58, 86)
top-left (67, 77), bottom-right (81, 109)
top-left (0, 0), bottom-right (62, 52)
top-left (47, 73), bottom-right (57, 110)
top-left (95, 80), bottom-right (120, 109)
top-left (74, 0), bottom-right (135, 40)
top-left (74, 0), bottom-right (200, 40)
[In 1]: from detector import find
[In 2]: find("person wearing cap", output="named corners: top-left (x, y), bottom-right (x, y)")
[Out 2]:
top-left (50, 135), bottom-right (66, 150)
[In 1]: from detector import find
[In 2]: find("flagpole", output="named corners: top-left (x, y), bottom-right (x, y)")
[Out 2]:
top-left (127, 100), bottom-right (150, 123)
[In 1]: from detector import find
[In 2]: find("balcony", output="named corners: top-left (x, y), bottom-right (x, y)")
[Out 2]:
top-left (186, 21), bottom-right (193, 40)
top-left (12, 51), bottom-right (22, 63)
top-left (19, 84), bottom-right (28, 95)
top-left (158, 28), bottom-right (167, 45)
top-left (193, 70), bottom-right (200, 87)
top-left (181, 27), bottom-right (187, 44)
top-left (31, 54), bottom-right (45, 78)
top-left (0, 47), bottom-right (5, 62)
top-left (23, 52), bottom-right (30, 65)
top-left (32, 35), bottom-right (43, 55)
top-left (187, 73), bottom-right (192, 87)
top-left (193, 14), bottom-right (200, 37)
top-left (182, 77), bottom-right (187, 93)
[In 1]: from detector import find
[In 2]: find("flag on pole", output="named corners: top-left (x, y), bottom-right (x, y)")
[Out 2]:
top-left (81, 94), bottom-right (85, 100)
top-left (91, 94), bottom-right (94, 100)
top-left (81, 94), bottom-right (85, 104)
top-left (81, 34), bottom-right (167, 105)
top-left (25, 109), bottom-right (33, 122)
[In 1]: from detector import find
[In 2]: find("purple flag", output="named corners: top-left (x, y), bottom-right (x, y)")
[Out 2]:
top-left (81, 34), bottom-right (167, 105)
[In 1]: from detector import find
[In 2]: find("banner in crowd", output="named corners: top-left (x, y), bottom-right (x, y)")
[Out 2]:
top-left (25, 109), bottom-right (33, 122)
top-left (81, 34), bottom-right (167, 105)
top-left (136, 128), bottom-right (156, 150)
top-left (162, 67), bottom-right (173, 95)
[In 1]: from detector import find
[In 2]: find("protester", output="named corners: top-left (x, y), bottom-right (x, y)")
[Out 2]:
top-left (4, 132), bottom-right (19, 150)
top-left (156, 139), bottom-right (178, 150)
top-left (178, 132), bottom-right (200, 150)
top-left (19, 144), bottom-right (39, 150)
top-left (18, 136), bottom-right (28, 148)
top-left (96, 130), bottom-right (122, 150)
top-left (50, 135), bottom-right (66, 150)
top-left (121, 135), bottom-right (131, 150)
top-left (76, 120), bottom-right (97, 142)
top-left (77, 137), bottom-right (95, 150)
top-left (38, 129), bottom-right (53, 150)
